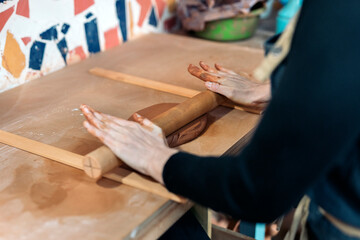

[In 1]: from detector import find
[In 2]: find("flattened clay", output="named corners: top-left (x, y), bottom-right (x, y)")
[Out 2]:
top-left (129, 103), bottom-right (208, 148)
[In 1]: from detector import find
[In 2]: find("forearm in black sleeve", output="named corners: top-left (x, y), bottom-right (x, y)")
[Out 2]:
top-left (163, 0), bottom-right (360, 223)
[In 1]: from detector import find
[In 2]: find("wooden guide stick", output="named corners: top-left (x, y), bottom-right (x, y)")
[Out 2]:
top-left (0, 129), bottom-right (84, 169)
top-left (0, 129), bottom-right (185, 203)
top-left (89, 67), bottom-right (262, 115)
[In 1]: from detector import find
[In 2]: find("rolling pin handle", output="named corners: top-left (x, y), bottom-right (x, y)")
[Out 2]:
top-left (83, 146), bottom-right (122, 179)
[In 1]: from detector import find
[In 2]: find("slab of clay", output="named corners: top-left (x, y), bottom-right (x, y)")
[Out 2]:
top-left (129, 103), bottom-right (208, 147)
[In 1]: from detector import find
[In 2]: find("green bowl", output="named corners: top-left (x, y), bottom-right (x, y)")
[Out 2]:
top-left (194, 8), bottom-right (264, 41)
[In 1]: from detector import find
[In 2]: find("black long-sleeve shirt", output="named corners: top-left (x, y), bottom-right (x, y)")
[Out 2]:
top-left (163, 0), bottom-right (360, 227)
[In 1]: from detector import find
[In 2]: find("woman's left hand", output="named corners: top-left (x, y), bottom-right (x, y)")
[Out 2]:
top-left (188, 61), bottom-right (270, 109)
top-left (80, 104), bottom-right (178, 184)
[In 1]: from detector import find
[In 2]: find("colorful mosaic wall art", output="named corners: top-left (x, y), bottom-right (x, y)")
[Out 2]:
top-left (0, 0), bottom-right (177, 92)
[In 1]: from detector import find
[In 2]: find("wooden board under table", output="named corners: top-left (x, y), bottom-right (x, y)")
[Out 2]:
top-left (0, 34), bottom-right (263, 239)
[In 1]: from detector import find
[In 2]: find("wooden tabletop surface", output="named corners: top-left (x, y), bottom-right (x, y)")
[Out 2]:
top-left (0, 33), bottom-right (263, 239)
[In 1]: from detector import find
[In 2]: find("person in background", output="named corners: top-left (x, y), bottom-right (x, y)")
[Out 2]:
top-left (81, 0), bottom-right (360, 239)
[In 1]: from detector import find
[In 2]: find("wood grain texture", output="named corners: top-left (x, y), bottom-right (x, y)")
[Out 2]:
top-left (0, 33), bottom-right (262, 239)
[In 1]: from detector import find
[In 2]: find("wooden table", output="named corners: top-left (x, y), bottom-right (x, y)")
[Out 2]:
top-left (0, 34), bottom-right (263, 239)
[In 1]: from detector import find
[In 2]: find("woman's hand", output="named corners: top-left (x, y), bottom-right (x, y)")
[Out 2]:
top-left (188, 61), bottom-right (271, 109)
top-left (80, 104), bottom-right (178, 184)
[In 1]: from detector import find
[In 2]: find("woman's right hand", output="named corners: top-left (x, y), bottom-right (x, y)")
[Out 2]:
top-left (188, 61), bottom-right (271, 109)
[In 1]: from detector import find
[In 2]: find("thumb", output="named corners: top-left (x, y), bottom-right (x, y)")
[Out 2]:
top-left (132, 113), bottom-right (164, 136)
top-left (205, 81), bottom-right (234, 99)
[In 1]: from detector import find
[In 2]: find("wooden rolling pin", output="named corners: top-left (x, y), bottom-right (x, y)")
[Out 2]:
top-left (0, 90), bottom-right (225, 201)
top-left (84, 90), bottom-right (226, 178)
top-left (0, 77), bottom-right (225, 203)
top-left (0, 129), bottom-right (185, 203)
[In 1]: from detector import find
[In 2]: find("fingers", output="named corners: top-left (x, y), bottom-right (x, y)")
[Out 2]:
top-left (188, 64), bottom-right (221, 83)
top-left (81, 104), bottom-right (125, 131)
top-left (199, 61), bottom-right (217, 73)
top-left (102, 113), bottom-right (137, 129)
top-left (132, 112), bottom-right (145, 124)
top-left (133, 112), bottom-right (153, 132)
top-left (132, 113), bottom-right (164, 137)
top-left (215, 63), bottom-right (252, 80)
top-left (81, 104), bottom-right (140, 131)
top-left (190, 62), bottom-right (249, 82)
top-left (215, 64), bottom-right (251, 81)
top-left (83, 120), bottom-right (106, 142)
top-left (214, 63), bottom-right (237, 75)
top-left (83, 120), bottom-right (127, 155)
top-left (188, 64), bottom-right (204, 78)
top-left (133, 113), bottom-right (156, 130)
top-left (84, 116), bottom-right (132, 146)
top-left (205, 81), bottom-right (234, 99)
top-left (80, 104), bottom-right (107, 129)
top-left (80, 104), bottom-right (97, 127)
top-left (82, 105), bottom-right (163, 145)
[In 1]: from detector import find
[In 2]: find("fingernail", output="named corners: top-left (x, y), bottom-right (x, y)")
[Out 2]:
top-left (134, 113), bottom-right (144, 122)
top-left (82, 107), bottom-right (90, 113)
top-left (136, 113), bottom-right (145, 119)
